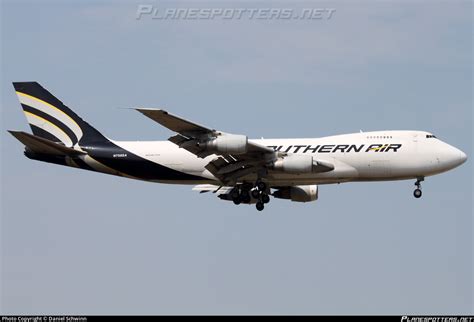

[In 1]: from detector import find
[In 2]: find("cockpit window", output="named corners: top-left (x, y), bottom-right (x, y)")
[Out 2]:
top-left (426, 134), bottom-right (437, 138)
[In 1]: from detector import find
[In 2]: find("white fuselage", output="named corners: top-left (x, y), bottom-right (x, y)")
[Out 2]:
top-left (112, 130), bottom-right (467, 186)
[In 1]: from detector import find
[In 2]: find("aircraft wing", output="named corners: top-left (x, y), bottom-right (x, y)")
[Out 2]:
top-left (135, 108), bottom-right (211, 137)
top-left (135, 108), bottom-right (276, 184)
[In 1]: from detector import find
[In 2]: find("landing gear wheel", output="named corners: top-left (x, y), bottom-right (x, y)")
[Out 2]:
top-left (233, 197), bottom-right (241, 205)
top-left (413, 177), bottom-right (424, 199)
top-left (251, 189), bottom-right (260, 199)
top-left (261, 194), bottom-right (270, 204)
top-left (256, 201), bottom-right (264, 211)
top-left (256, 181), bottom-right (267, 191)
top-left (241, 192), bottom-right (251, 204)
top-left (413, 189), bottom-right (422, 199)
top-left (231, 190), bottom-right (240, 200)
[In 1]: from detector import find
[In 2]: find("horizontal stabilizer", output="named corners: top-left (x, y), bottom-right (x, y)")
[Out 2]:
top-left (8, 130), bottom-right (86, 156)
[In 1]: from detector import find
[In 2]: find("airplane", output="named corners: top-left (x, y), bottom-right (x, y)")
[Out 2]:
top-left (9, 82), bottom-right (467, 211)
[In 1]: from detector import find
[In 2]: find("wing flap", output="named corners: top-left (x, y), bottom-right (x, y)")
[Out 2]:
top-left (192, 184), bottom-right (233, 194)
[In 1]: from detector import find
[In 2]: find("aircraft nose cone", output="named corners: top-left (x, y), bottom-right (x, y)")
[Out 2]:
top-left (449, 146), bottom-right (467, 168)
top-left (439, 144), bottom-right (467, 170)
top-left (459, 150), bottom-right (467, 165)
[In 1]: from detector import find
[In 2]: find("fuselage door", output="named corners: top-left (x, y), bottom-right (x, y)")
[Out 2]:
top-left (369, 160), bottom-right (392, 177)
top-left (412, 133), bottom-right (419, 143)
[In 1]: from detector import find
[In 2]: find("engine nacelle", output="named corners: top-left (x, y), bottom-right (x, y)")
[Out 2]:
top-left (205, 134), bottom-right (248, 154)
top-left (273, 185), bottom-right (318, 202)
top-left (272, 155), bottom-right (334, 173)
top-left (273, 155), bottom-right (315, 173)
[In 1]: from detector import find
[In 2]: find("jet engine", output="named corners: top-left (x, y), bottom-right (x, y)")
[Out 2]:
top-left (204, 134), bottom-right (248, 154)
top-left (273, 185), bottom-right (318, 202)
top-left (272, 155), bottom-right (333, 173)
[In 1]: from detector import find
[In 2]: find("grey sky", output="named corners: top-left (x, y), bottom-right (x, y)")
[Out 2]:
top-left (1, 0), bottom-right (472, 314)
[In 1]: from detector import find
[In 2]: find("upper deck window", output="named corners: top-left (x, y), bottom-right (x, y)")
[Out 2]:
top-left (367, 135), bottom-right (392, 139)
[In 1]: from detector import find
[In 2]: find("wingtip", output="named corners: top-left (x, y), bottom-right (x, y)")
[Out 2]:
top-left (134, 107), bottom-right (167, 113)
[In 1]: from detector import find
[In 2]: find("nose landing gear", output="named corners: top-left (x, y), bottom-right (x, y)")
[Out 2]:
top-left (413, 177), bottom-right (424, 198)
top-left (414, 188), bottom-right (422, 198)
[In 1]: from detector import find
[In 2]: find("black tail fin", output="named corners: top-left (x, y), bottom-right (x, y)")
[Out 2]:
top-left (13, 82), bottom-right (107, 147)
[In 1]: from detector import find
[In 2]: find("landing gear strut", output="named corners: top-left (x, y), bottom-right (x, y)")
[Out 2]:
top-left (413, 177), bottom-right (424, 199)
top-left (251, 189), bottom-right (260, 199)
top-left (256, 180), bottom-right (267, 192)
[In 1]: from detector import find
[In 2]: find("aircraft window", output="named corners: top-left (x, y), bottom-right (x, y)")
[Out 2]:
top-left (367, 135), bottom-right (392, 139)
top-left (426, 134), bottom-right (437, 138)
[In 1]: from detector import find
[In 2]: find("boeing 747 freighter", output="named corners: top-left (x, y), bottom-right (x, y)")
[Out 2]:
top-left (9, 82), bottom-right (467, 211)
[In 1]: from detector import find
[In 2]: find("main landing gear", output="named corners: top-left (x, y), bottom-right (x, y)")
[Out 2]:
top-left (231, 189), bottom-right (250, 205)
top-left (413, 177), bottom-right (424, 199)
top-left (254, 180), bottom-right (270, 211)
top-left (231, 180), bottom-right (270, 211)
